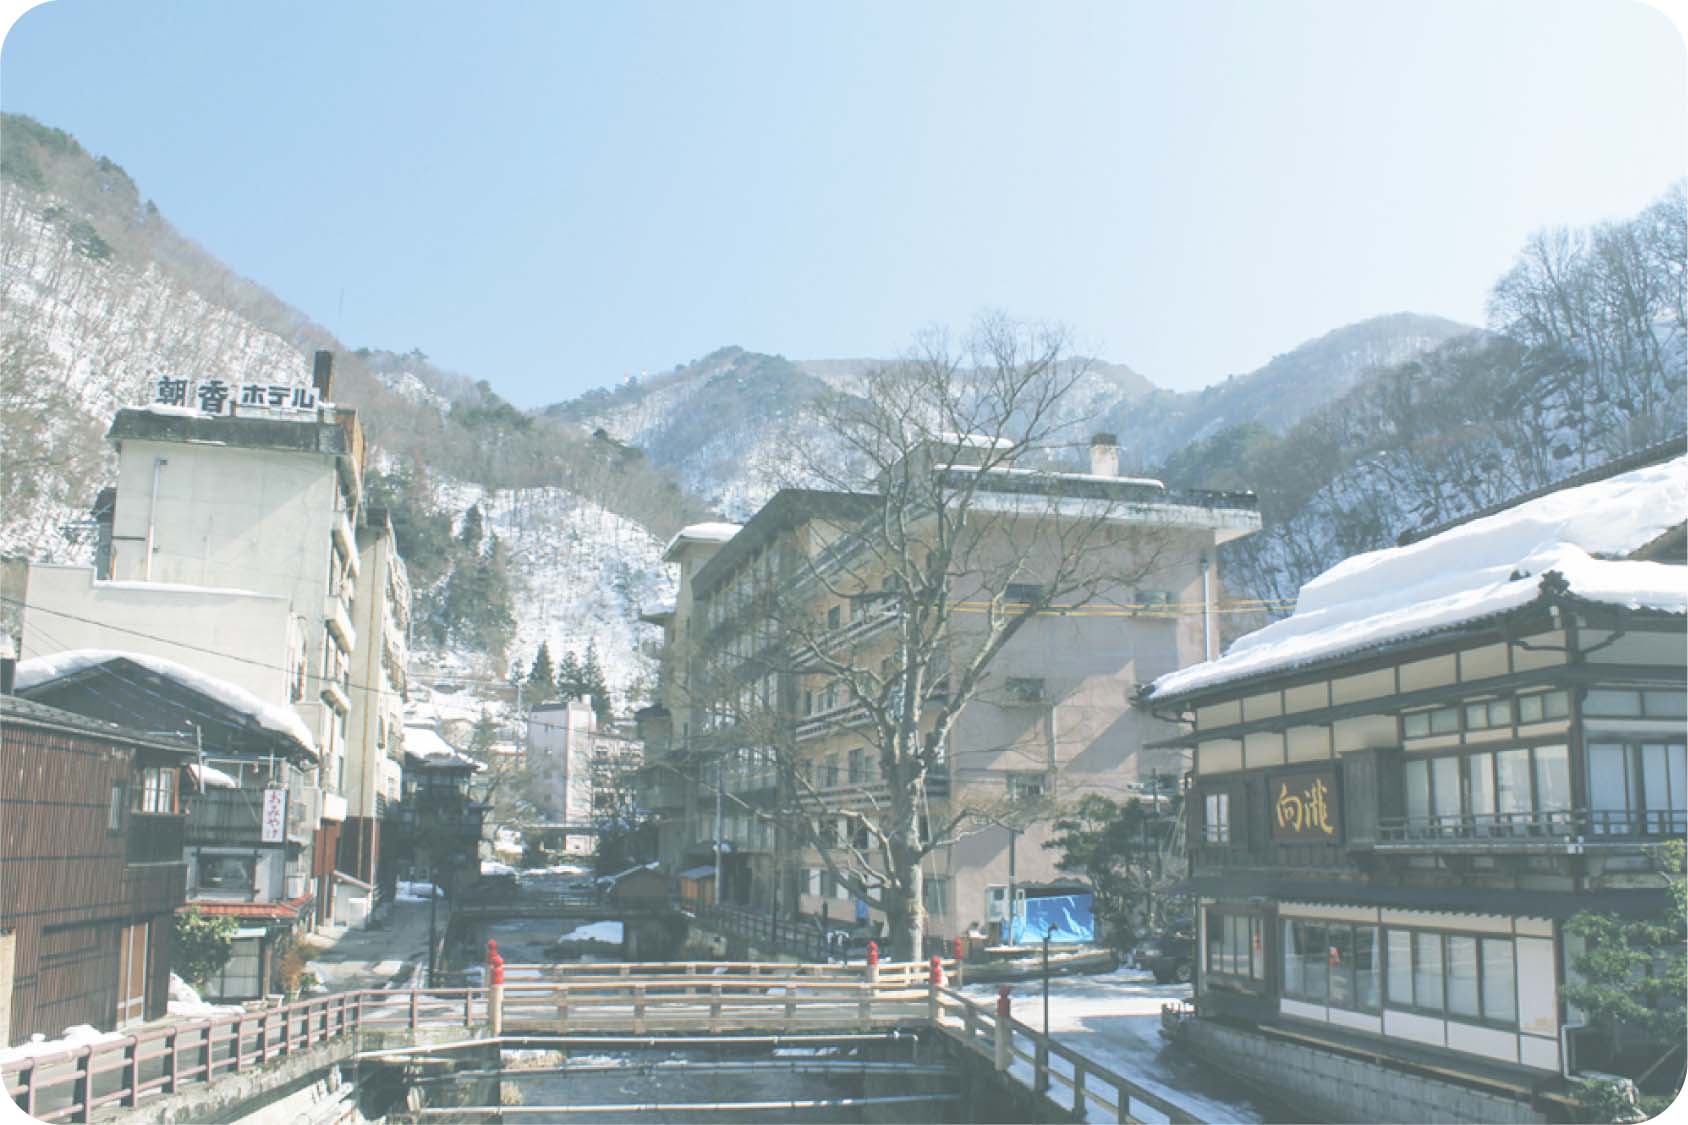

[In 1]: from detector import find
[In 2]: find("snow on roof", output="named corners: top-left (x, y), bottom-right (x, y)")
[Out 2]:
top-left (189, 762), bottom-right (238, 789)
top-left (935, 431), bottom-right (1015, 450)
top-left (662, 522), bottom-right (741, 559)
top-left (13, 648), bottom-right (317, 757)
top-left (1150, 455), bottom-right (1688, 701)
top-left (403, 724), bottom-right (485, 770)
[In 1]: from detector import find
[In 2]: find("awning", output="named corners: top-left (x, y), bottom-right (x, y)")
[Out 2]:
top-left (1175, 876), bottom-right (1671, 919)
top-left (677, 865), bottom-right (717, 880)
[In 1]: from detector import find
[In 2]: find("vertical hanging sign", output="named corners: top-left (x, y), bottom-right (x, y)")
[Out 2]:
top-left (261, 788), bottom-right (288, 843)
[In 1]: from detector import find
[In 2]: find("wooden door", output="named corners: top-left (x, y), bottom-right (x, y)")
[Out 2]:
top-left (115, 923), bottom-right (148, 1025)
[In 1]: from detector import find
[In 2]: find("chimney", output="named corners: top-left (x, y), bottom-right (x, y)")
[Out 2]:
top-left (312, 350), bottom-right (335, 401)
top-left (1089, 432), bottom-right (1120, 477)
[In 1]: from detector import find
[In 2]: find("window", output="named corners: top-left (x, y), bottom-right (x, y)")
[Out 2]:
top-left (1463, 699), bottom-right (1511, 731)
top-left (133, 767), bottom-right (177, 814)
top-left (1004, 583), bottom-right (1044, 606)
top-left (1008, 772), bottom-right (1047, 802)
top-left (1516, 690), bottom-right (1569, 724)
top-left (827, 605), bottom-right (841, 630)
top-left (198, 854), bottom-right (257, 893)
top-left (107, 781), bottom-right (126, 832)
top-left (1281, 919), bottom-right (1378, 1010)
top-left (1005, 677), bottom-right (1047, 703)
top-left (1584, 688), bottom-right (1688, 719)
top-left (1404, 744), bottom-right (1571, 835)
top-left (848, 749), bottom-right (867, 784)
top-left (1203, 792), bottom-right (1230, 844)
top-left (1403, 706), bottom-right (1459, 738)
top-left (1206, 911), bottom-right (1263, 980)
top-left (1588, 741), bottom-right (1686, 835)
top-left (923, 877), bottom-right (950, 916)
top-left (1386, 928), bottom-right (1518, 1027)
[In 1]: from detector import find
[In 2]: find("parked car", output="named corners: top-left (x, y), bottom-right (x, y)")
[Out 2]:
top-left (1130, 932), bottom-right (1195, 984)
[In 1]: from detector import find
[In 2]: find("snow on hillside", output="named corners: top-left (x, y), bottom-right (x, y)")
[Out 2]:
top-left (1, 192), bottom-right (312, 558)
top-left (419, 479), bottom-right (676, 707)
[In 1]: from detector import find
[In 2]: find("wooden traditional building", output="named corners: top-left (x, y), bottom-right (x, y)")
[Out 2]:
top-left (13, 650), bottom-right (322, 1002)
top-left (0, 691), bottom-right (194, 1043)
top-left (1144, 443), bottom-right (1686, 1122)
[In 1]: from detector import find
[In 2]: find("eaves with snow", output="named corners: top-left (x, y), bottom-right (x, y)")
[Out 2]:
top-left (1147, 451), bottom-right (1688, 705)
top-left (13, 648), bottom-right (318, 756)
top-left (661, 522), bottom-right (741, 561)
top-left (402, 723), bottom-right (486, 770)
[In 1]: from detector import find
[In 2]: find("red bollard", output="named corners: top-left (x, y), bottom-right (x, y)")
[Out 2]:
top-left (953, 937), bottom-right (964, 962)
top-left (866, 941), bottom-right (879, 967)
top-left (929, 955), bottom-right (944, 986)
top-left (952, 936), bottom-right (966, 985)
top-left (487, 939), bottom-right (506, 1035)
top-left (994, 986), bottom-right (1012, 1071)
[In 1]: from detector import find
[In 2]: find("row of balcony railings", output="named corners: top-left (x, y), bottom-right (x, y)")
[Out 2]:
top-left (1376, 806), bottom-right (1688, 844)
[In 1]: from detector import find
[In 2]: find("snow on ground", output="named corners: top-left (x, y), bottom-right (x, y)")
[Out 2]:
top-left (396, 881), bottom-right (443, 902)
top-left (961, 969), bottom-right (1267, 1124)
top-left (556, 921), bottom-right (624, 944)
top-left (166, 973), bottom-right (242, 1019)
top-left (0, 1024), bottom-right (124, 1065)
top-left (1153, 454), bottom-right (1688, 699)
top-left (481, 860), bottom-right (517, 877)
top-left (14, 648), bottom-right (316, 753)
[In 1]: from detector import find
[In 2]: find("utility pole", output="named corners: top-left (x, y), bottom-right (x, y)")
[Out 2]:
top-left (1200, 555), bottom-right (1214, 662)
top-left (426, 854), bottom-right (438, 987)
top-left (1007, 825), bottom-right (1019, 945)
top-left (713, 757), bottom-right (724, 907)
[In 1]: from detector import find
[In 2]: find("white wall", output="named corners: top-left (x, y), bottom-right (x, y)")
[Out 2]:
top-left (22, 564), bottom-right (292, 703)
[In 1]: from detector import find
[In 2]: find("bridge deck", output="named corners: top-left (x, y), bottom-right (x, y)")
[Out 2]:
top-left (2, 961), bottom-right (1203, 1124)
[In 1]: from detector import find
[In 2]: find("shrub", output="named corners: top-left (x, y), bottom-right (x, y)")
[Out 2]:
top-left (173, 907), bottom-right (238, 988)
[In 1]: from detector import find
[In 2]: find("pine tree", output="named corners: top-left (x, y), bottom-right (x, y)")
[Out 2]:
top-left (527, 642), bottom-right (556, 703)
top-left (458, 503), bottom-right (484, 553)
top-left (470, 710), bottom-right (498, 755)
top-left (556, 649), bottom-right (583, 701)
top-left (582, 640), bottom-right (611, 721)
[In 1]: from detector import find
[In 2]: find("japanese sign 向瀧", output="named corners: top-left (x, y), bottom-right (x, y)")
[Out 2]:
top-left (1270, 767), bottom-right (1341, 841)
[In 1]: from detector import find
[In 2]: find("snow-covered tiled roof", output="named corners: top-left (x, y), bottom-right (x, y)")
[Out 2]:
top-left (662, 522), bottom-right (741, 560)
top-left (14, 648), bottom-right (317, 756)
top-left (1149, 454), bottom-right (1688, 702)
top-left (403, 724), bottom-right (484, 770)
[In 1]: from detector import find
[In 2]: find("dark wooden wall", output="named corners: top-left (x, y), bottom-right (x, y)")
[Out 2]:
top-left (0, 721), bottom-right (187, 1042)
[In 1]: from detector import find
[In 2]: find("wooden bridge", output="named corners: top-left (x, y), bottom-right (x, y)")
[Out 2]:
top-left (2, 959), bottom-right (1203, 1124)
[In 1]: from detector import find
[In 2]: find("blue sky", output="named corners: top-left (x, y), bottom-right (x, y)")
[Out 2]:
top-left (2, 0), bottom-right (1682, 406)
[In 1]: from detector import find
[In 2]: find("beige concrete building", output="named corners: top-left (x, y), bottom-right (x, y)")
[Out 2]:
top-left (639, 438), bottom-right (1260, 945)
top-left (17, 356), bottom-right (409, 927)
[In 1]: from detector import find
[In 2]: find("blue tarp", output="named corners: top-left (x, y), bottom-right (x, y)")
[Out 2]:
top-left (1010, 892), bottom-right (1094, 944)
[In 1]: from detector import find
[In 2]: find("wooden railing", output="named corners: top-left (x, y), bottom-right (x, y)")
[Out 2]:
top-left (3, 961), bottom-right (1200, 1125)
top-left (931, 985), bottom-right (1204, 1124)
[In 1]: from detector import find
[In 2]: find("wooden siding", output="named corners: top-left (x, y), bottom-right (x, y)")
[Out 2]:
top-left (0, 721), bottom-right (187, 1042)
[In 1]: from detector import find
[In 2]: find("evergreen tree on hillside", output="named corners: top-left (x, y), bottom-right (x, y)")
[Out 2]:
top-left (527, 642), bottom-right (557, 703)
top-left (442, 532), bottom-right (515, 658)
top-left (556, 649), bottom-right (584, 702)
top-left (470, 711), bottom-right (499, 756)
top-left (459, 503), bottom-right (485, 553)
top-left (582, 640), bottom-right (611, 721)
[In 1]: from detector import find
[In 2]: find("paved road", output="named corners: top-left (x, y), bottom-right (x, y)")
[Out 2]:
top-left (961, 968), bottom-right (1287, 1124)
top-left (307, 897), bottom-right (439, 991)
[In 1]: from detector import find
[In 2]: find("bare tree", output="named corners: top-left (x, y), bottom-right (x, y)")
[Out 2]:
top-left (688, 316), bottom-right (1178, 959)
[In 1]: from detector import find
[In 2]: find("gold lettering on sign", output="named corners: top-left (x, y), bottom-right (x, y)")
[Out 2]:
top-left (1275, 777), bottom-right (1336, 836)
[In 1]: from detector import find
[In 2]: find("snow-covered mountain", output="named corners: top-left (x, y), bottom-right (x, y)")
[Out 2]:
top-left (537, 320), bottom-right (1459, 519)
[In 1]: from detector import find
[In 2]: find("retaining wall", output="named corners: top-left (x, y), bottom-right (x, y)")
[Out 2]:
top-left (1178, 1019), bottom-right (1548, 1125)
